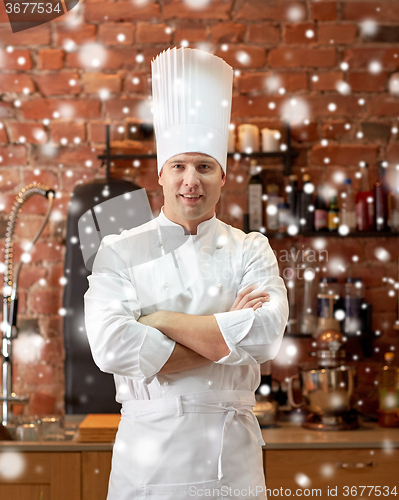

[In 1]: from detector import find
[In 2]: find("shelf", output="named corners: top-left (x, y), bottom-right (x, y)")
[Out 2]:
top-left (97, 123), bottom-right (298, 177)
top-left (262, 230), bottom-right (399, 239)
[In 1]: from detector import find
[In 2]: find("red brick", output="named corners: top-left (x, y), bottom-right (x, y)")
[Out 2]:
top-left (268, 47), bottom-right (336, 68)
top-left (366, 287), bottom-right (397, 313)
top-left (318, 24), bottom-right (358, 45)
top-left (311, 1), bottom-right (337, 21)
top-left (387, 143), bottom-right (399, 163)
top-left (322, 120), bottom-right (353, 140)
top-left (310, 72), bottom-right (344, 91)
top-left (14, 217), bottom-right (52, 240)
top-left (66, 47), bottom-right (138, 70)
top-left (0, 122), bottom-right (7, 142)
top-left (306, 95), bottom-right (364, 118)
top-left (348, 72), bottom-right (388, 92)
top-left (369, 96), bottom-right (399, 117)
top-left (7, 122), bottom-right (48, 144)
top-left (237, 71), bottom-right (308, 94)
top-left (211, 22), bottom-right (246, 44)
top-left (24, 364), bottom-right (54, 385)
top-left (218, 192), bottom-right (247, 229)
top-left (98, 23), bottom-right (135, 45)
top-left (29, 391), bottom-right (56, 416)
top-left (20, 99), bottom-right (101, 120)
top-left (40, 337), bottom-right (64, 365)
top-left (174, 24), bottom-right (207, 43)
top-left (248, 25), bottom-right (283, 45)
top-left (32, 145), bottom-right (99, 167)
top-left (343, 2), bottom-right (399, 22)
top-left (104, 98), bottom-right (153, 120)
top-left (232, 95), bottom-right (283, 119)
top-left (48, 263), bottom-right (65, 287)
top-left (164, 0), bottom-right (231, 20)
top-left (343, 48), bottom-right (398, 70)
top-left (18, 265), bottom-right (47, 288)
top-left (235, 0), bottom-right (306, 21)
top-left (123, 72), bottom-right (150, 93)
top-left (0, 145), bottom-right (27, 166)
top-left (291, 122), bottom-right (319, 143)
top-left (0, 167), bottom-right (19, 191)
top-left (30, 241), bottom-right (64, 263)
top-left (23, 169), bottom-right (59, 190)
top-left (134, 160), bottom-right (163, 191)
top-left (37, 49), bottom-right (64, 70)
top-left (215, 45), bottom-right (266, 69)
top-left (310, 145), bottom-right (378, 167)
top-left (53, 23), bottom-right (96, 46)
top-left (82, 72), bottom-right (122, 93)
top-left (284, 23), bottom-right (317, 44)
top-left (0, 74), bottom-right (35, 94)
top-left (136, 22), bottom-right (172, 44)
top-left (46, 316), bottom-right (64, 338)
top-left (0, 25), bottom-right (50, 45)
top-left (60, 168), bottom-right (96, 191)
top-left (0, 49), bottom-right (32, 70)
top-left (50, 120), bottom-right (86, 143)
top-left (88, 121), bottom-right (138, 142)
top-left (140, 47), bottom-right (171, 69)
top-left (34, 72), bottom-right (81, 96)
top-left (84, 1), bottom-right (160, 22)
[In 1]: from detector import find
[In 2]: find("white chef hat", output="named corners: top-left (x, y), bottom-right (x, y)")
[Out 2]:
top-left (151, 47), bottom-right (233, 175)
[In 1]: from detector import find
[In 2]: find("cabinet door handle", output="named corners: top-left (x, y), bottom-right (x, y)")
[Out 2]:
top-left (335, 461), bottom-right (376, 469)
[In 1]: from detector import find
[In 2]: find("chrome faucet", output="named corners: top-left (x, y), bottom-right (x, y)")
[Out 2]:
top-left (1, 183), bottom-right (55, 428)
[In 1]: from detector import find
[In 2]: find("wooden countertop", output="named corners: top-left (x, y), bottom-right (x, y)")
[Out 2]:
top-left (1, 417), bottom-right (398, 451)
top-left (261, 421), bottom-right (399, 449)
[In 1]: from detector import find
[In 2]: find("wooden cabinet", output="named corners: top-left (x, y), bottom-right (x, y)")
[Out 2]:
top-left (0, 452), bottom-right (81, 500)
top-left (81, 451), bottom-right (112, 500)
top-left (264, 448), bottom-right (398, 495)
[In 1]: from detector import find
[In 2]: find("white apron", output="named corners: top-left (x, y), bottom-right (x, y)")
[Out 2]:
top-left (107, 390), bottom-right (267, 500)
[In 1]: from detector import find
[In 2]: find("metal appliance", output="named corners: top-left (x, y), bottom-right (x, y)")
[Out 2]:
top-left (288, 329), bottom-right (358, 430)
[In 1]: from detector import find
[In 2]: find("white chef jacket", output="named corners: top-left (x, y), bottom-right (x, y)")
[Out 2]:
top-left (84, 208), bottom-right (289, 500)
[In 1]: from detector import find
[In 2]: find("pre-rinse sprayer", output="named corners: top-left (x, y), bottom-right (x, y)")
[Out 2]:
top-left (1, 183), bottom-right (55, 428)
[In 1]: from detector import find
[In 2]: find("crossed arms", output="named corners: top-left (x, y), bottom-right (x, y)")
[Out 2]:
top-left (138, 285), bottom-right (270, 374)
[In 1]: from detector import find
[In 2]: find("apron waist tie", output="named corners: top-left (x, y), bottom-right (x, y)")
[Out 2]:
top-left (122, 391), bottom-right (266, 481)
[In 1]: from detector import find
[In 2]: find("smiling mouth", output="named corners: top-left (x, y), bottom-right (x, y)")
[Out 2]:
top-left (180, 194), bottom-right (202, 199)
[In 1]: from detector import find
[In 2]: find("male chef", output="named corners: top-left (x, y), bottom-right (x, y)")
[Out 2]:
top-left (84, 47), bottom-right (289, 500)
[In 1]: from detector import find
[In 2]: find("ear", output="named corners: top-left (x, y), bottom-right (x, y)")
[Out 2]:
top-left (158, 169), bottom-right (163, 186)
top-left (221, 171), bottom-right (226, 188)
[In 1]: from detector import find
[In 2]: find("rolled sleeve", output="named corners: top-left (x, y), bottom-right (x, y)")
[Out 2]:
top-left (84, 234), bottom-right (176, 383)
top-left (214, 232), bottom-right (289, 366)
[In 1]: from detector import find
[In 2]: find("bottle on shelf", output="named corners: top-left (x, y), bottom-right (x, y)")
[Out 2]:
top-left (298, 173), bottom-right (314, 233)
top-left (389, 187), bottom-right (399, 232)
top-left (314, 184), bottom-right (328, 232)
top-left (355, 163), bottom-right (374, 232)
top-left (315, 277), bottom-right (342, 338)
top-left (374, 162), bottom-right (389, 232)
top-left (327, 194), bottom-right (339, 232)
top-left (265, 184), bottom-right (281, 232)
top-left (343, 278), bottom-right (364, 335)
top-left (339, 178), bottom-right (356, 234)
top-left (285, 174), bottom-right (299, 228)
top-left (248, 160), bottom-right (264, 232)
top-left (277, 202), bottom-right (290, 233)
top-left (378, 352), bottom-right (399, 427)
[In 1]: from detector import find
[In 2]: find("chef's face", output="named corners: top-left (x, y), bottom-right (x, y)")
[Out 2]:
top-left (158, 152), bottom-right (225, 235)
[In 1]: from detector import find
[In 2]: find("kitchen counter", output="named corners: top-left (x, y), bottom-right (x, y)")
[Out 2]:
top-left (261, 421), bottom-right (399, 449)
top-left (1, 416), bottom-right (398, 451)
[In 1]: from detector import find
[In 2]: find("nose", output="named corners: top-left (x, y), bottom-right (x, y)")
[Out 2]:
top-left (183, 166), bottom-right (200, 190)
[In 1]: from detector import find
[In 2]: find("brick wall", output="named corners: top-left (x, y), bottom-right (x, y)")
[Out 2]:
top-left (1, 0), bottom-right (399, 417)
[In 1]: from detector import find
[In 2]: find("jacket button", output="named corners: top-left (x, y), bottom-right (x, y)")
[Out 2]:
top-left (207, 380), bottom-right (213, 386)
top-left (217, 283), bottom-right (223, 289)
top-left (163, 381), bottom-right (169, 386)
top-left (162, 283), bottom-right (168, 288)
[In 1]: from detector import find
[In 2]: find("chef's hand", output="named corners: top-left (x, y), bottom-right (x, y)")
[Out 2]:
top-left (137, 311), bottom-right (159, 328)
top-left (229, 284), bottom-right (270, 312)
